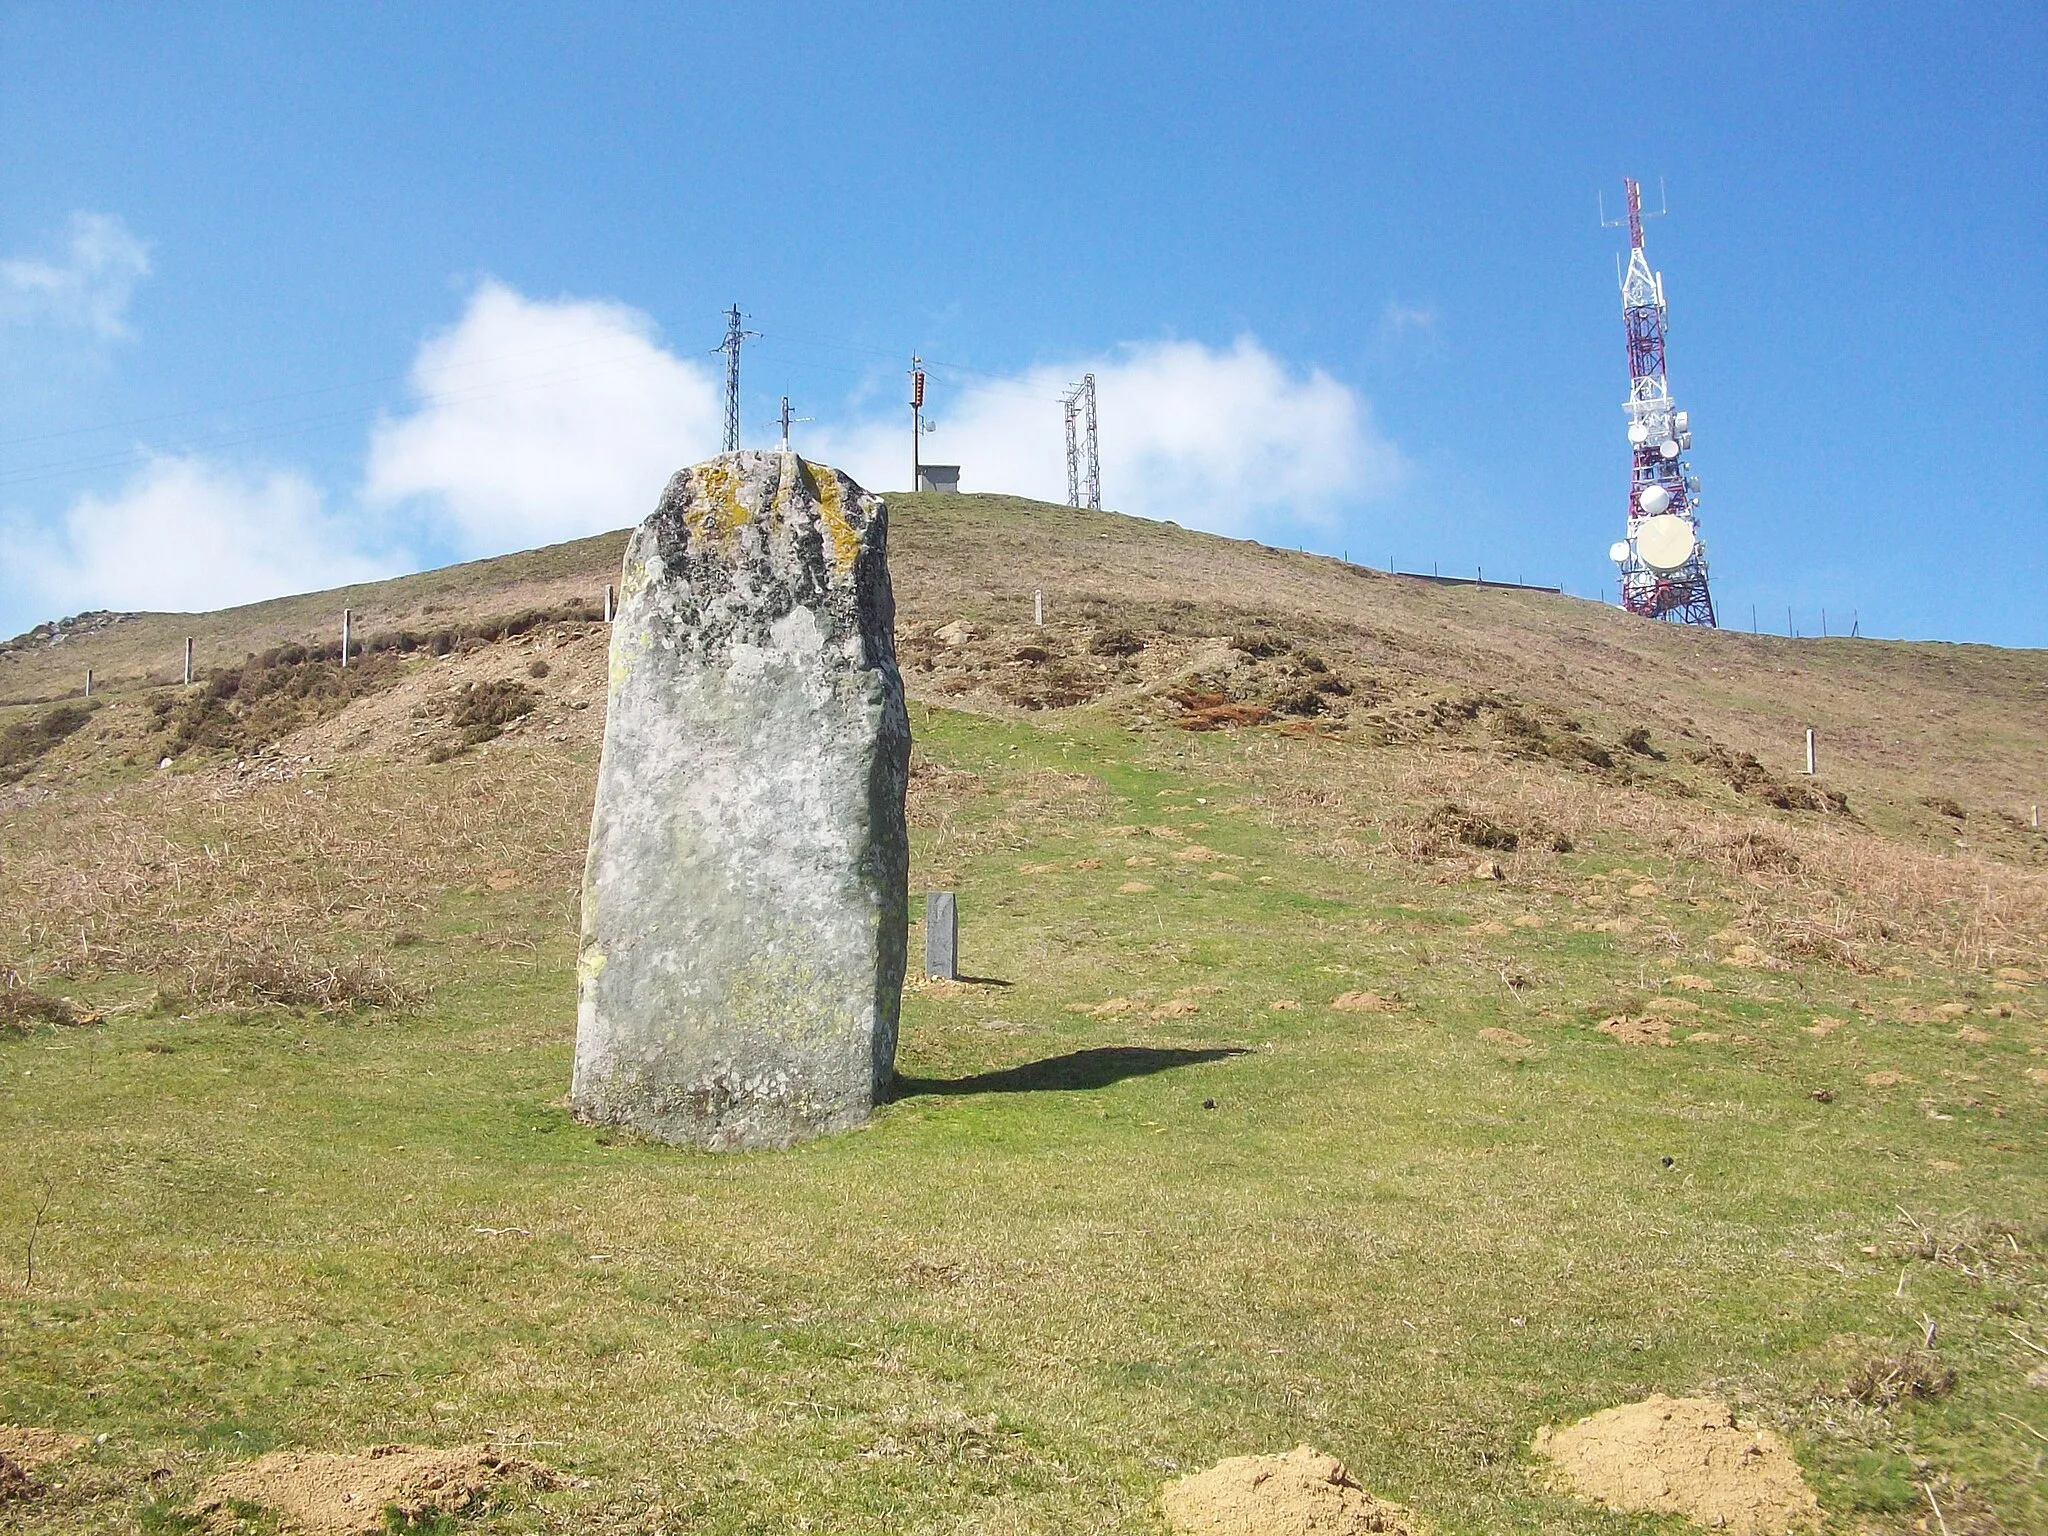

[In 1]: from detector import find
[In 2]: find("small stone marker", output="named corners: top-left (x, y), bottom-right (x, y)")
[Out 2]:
top-left (924, 891), bottom-right (958, 980)
top-left (573, 451), bottom-right (911, 1150)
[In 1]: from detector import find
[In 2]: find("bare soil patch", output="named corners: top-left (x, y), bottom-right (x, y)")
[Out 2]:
top-left (1330, 990), bottom-right (1399, 1013)
top-left (1596, 1014), bottom-right (1673, 1047)
top-left (0, 1428), bottom-right (85, 1508)
top-left (0, 1426), bottom-right (86, 1467)
top-left (1161, 1445), bottom-right (1423, 1534)
top-left (1531, 1394), bottom-right (1821, 1535)
top-left (199, 1443), bottom-right (553, 1534)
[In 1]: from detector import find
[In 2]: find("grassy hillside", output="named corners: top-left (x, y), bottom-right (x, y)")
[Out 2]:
top-left (2, 491), bottom-right (2044, 1534)
top-left (8, 494), bottom-right (2047, 828)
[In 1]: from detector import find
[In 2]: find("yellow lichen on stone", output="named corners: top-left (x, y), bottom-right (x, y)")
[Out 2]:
top-left (807, 461), bottom-right (863, 577)
top-left (617, 549), bottom-right (652, 604)
top-left (687, 460), bottom-right (751, 544)
top-left (608, 618), bottom-right (647, 694)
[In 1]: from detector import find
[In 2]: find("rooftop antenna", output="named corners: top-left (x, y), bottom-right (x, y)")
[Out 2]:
top-left (715, 305), bottom-right (757, 452)
top-left (777, 395), bottom-right (812, 453)
top-left (1061, 374), bottom-right (1100, 510)
top-left (1602, 177), bottom-right (1716, 626)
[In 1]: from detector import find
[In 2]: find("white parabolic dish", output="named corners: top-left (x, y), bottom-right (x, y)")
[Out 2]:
top-left (1635, 514), bottom-right (1696, 572)
top-left (1608, 540), bottom-right (1631, 564)
top-left (1637, 482), bottom-right (1672, 516)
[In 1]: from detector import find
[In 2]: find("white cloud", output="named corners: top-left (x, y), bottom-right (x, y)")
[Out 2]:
top-left (2, 283), bottom-right (1404, 633)
top-left (364, 281), bottom-right (724, 553)
top-left (3, 455), bottom-right (401, 622)
top-left (1, 213), bottom-right (152, 340)
top-left (1379, 301), bottom-right (1437, 338)
top-left (812, 336), bottom-right (1400, 533)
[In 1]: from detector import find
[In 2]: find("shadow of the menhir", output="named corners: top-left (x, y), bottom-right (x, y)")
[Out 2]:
top-left (891, 1045), bottom-right (1245, 1099)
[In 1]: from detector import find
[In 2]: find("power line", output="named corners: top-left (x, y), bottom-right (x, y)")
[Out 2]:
top-left (752, 329), bottom-right (1066, 402)
top-left (0, 348), bottom-right (671, 490)
top-left (1, 308), bottom-right (1076, 491)
top-left (0, 326), bottom-right (658, 450)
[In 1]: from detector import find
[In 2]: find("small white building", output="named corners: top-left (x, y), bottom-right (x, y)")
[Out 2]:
top-left (916, 464), bottom-right (961, 493)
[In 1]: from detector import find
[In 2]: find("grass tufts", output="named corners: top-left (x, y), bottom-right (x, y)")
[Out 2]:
top-left (0, 702), bottom-right (94, 783)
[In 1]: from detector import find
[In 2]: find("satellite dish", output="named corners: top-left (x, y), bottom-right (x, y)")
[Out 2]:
top-left (1637, 482), bottom-right (1671, 516)
top-left (1635, 514), bottom-right (1696, 571)
top-left (1659, 438), bottom-right (1680, 459)
top-left (1627, 422), bottom-right (1649, 445)
top-left (1608, 540), bottom-right (1631, 564)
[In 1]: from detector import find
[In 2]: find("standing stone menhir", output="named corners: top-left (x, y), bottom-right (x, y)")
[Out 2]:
top-left (573, 451), bottom-right (910, 1149)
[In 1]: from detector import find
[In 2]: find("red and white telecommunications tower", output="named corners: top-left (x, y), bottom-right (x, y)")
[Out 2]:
top-left (1605, 178), bottom-right (1715, 625)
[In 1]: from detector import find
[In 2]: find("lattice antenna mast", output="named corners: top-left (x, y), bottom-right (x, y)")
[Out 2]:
top-left (1060, 374), bottom-right (1100, 510)
top-left (716, 305), bottom-right (757, 452)
top-left (910, 358), bottom-right (925, 489)
top-left (1602, 178), bottom-right (1715, 626)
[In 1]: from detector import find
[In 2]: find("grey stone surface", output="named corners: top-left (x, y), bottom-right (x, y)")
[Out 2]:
top-left (923, 891), bottom-right (957, 980)
top-left (573, 451), bottom-right (910, 1149)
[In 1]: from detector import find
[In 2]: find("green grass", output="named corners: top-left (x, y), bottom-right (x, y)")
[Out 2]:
top-left (3, 707), bottom-right (2044, 1534)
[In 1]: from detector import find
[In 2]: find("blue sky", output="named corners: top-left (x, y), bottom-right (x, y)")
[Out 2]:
top-left (3, 3), bottom-right (2042, 645)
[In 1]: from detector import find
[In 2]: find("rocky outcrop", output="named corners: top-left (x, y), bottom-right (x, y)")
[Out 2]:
top-left (573, 452), bottom-right (909, 1149)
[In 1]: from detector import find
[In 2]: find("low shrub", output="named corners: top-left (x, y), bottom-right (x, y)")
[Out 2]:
top-left (446, 679), bottom-right (538, 745)
top-left (0, 702), bottom-right (94, 782)
top-left (1420, 802), bottom-right (1519, 853)
top-left (159, 946), bottom-right (416, 1014)
top-left (1844, 1349), bottom-right (1956, 1407)
top-left (1, 966), bottom-right (77, 1034)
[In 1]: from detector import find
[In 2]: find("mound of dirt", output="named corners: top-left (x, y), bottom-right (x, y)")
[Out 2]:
top-left (1596, 1014), bottom-right (1673, 1047)
top-left (0, 1427), bottom-right (86, 1468)
top-left (1532, 1395), bottom-right (1821, 1535)
top-left (199, 1443), bottom-right (554, 1534)
top-left (1330, 991), bottom-right (1399, 1013)
top-left (1162, 1446), bottom-right (1422, 1535)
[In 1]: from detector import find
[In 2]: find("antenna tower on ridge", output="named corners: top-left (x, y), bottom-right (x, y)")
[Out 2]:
top-left (717, 305), bottom-right (756, 452)
top-left (1062, 374), bottom-right (1100, 510)
top-left (910, 357), bottom-right (925, 490)
top-left (1601, 179), bottom-right (1714, 625)
top-left (777, 396), bottom-right (812, 453)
